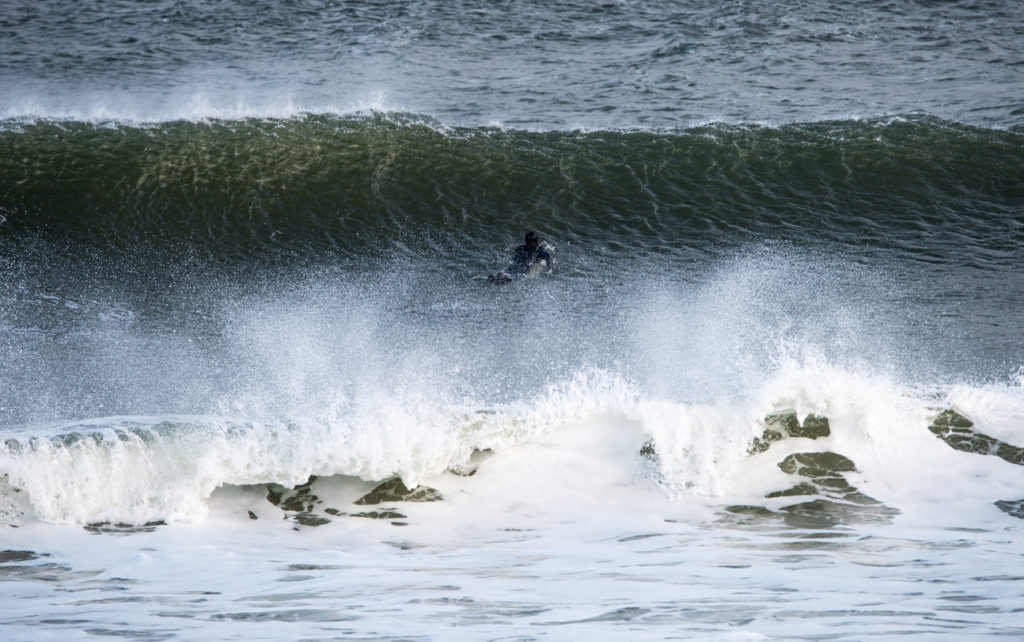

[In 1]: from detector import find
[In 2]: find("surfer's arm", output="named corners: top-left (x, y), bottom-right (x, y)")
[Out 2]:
top-left (540, 249), bottom-right (553, 271)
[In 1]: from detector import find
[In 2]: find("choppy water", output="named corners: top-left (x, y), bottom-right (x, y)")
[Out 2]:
top-left (2, 1), bottom-right (1024, 640)
top-left (4, 0), bottom-right (1024, 128)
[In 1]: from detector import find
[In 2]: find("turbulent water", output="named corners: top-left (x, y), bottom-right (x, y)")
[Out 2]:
top-left (2, 2), bottom-right (1024, 640)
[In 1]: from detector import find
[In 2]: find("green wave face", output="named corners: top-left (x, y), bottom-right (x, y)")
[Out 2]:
top-left (2, 114), bottom-right (1021, 264)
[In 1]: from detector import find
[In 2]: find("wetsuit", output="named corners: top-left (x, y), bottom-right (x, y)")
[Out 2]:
top-left (506, 243), bottom-right (552, 276)
top-left (487, 243), bottom-right (553, 284)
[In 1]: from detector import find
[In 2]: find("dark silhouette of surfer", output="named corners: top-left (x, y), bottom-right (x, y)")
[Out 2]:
top-left (487, 231), bottom-right (553, 284)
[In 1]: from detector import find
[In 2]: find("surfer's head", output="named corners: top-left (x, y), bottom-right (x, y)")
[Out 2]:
top-left (525, 231), bottom-right (539, 247)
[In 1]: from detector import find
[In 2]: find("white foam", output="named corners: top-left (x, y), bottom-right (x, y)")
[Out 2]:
top-left (4, 355), bottom-right (1023, 531)
top-left (0, 367), bottom-right (637, 525)
top-left (945, 377), bottom-right (1024, 444)
top-left (0, 86), bottom-right (400, 125)
top-left (3, 249), bottom-right (1022, 530)
top-left (3, 349), bottom-right (1024, 641)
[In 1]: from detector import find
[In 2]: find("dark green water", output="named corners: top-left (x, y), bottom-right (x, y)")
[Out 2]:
top-left (2, 115), bottom-right (1021, 262)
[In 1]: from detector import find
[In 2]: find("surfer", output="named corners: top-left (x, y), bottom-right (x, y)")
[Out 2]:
top-left (487, 231), bottom-right (553, 284)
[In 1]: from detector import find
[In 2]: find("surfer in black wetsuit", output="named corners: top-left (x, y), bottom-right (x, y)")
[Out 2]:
top-left (487, 231), bottom-right (553, 284)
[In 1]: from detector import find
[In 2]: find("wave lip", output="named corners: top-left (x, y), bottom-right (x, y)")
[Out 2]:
top-left (0, 87), bottom-right (401, 127)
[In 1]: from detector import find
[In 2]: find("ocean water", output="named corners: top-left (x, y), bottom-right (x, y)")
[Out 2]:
top-left (2, 1), bottom-right (1024, 640)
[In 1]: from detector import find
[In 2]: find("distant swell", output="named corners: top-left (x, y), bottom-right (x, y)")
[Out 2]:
top-left (2, 113), bottom-right (1021, 265)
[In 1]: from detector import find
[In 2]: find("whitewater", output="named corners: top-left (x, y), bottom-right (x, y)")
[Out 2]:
top-left (4, 247), bottom-right (1024, 640)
